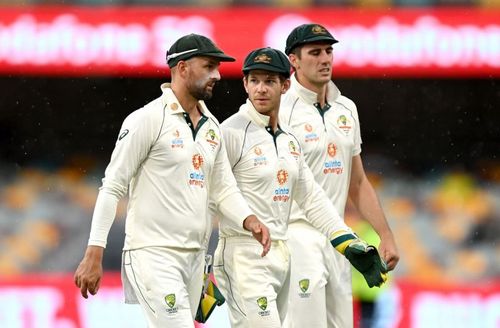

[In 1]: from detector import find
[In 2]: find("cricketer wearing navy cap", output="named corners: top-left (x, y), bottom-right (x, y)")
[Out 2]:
top-left (74, 32), bottom-right (271, 328)
top-left (281, 22), bottom-right (398, 328)
top-left (212, 46), bottom-right (378, 328)
top-left (242, 47), bottom-right (291, 78)
top-left (166, 33), bottom-right (235, 68)
top-left (285, 23), bottom-right (338, 55)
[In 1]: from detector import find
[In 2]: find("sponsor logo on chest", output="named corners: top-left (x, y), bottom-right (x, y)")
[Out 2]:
top-left (273, 169), bottom-right (290, 202)
top-left (336, 114), bottom-right (352, 135)
top-left (303, 123), bottom-right (319, 142)
top-left (171, 129), bottom-right (184, 149)
top-left (323, 142), bottom-right (344, 175)
top-left (189, 154), bottom-right (205, 188)
top-left (205, 128), bottom-right (219, 151)
top-left (253, 146), bottom-right (268, 166)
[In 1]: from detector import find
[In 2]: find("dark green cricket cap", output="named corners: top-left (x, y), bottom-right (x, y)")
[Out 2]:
top-left (242, 47), bottom-right (291, 78)
top-left (285, 23), bottom-right (338, 55)
top-left (166, 34), bottom-right (235, 68)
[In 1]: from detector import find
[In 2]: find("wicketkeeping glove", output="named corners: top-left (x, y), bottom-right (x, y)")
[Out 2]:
top-left (195, 255), bottom-right (226, 323)
top-left (330, 231), bottom-right (388, 288)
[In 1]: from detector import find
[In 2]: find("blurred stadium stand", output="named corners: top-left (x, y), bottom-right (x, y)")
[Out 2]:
top-left (0, 156), bottom-right (498, 283)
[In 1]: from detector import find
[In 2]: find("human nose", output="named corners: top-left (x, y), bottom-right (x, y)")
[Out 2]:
top-left (256, 81), bottom-right (267, 93)
top-left (211, 68), bottom-right (221, 81)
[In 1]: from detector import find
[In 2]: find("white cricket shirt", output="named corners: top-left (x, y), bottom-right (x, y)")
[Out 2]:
top-left (218, 99), bottom-right (349, 240)
top-left (280, 73), bottom-right (362, 218)
top-left (88, 84), bottom-right (252, 250)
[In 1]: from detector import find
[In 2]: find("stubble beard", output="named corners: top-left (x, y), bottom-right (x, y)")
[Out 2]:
top-left (189, 79), bottom-right (214, 101)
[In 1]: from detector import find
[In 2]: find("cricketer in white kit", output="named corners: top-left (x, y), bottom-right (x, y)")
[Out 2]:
top-left (212, 47), bottom-right (387, 328)
top-left (74, 34), bottom-right (270, 328)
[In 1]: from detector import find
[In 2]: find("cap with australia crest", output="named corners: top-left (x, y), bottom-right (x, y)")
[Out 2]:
top-left (242, 47), bottom-right (291, 78)
top-left (285, 23), bottom-right (338, 55)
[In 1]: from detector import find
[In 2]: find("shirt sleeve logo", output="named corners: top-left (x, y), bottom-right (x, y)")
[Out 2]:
top-left (118, 129), bottom-right (129, 141)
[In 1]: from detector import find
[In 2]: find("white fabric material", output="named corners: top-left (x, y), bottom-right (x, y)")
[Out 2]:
top-left (283, 221), bottom-right (353, 328)
top-left (280, 73), bottom-right (362, 328)
top-left (122, 247), bottom-right (205, 327)
top-left (217, 100), bottom-right (350, 241)
top-left (214, 237), bottom-right (290, 328)
top-left (87, 83), bottom-right (252, 249)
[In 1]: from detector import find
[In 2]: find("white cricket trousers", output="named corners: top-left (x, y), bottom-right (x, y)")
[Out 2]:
top-left (214, 236), bottom-right (291, 328)
top-left (283, 220), bottom-right (353, 328)
top-left (122, 246), bottom-right (205, 328)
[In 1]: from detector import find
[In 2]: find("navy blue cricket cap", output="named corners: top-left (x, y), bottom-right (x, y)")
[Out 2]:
top-left (285, 23), bottom-right (338, 55)
top-left (166, 34), bottom-right (235, 68)
top-left (242, 47), bottom-right (291, 78)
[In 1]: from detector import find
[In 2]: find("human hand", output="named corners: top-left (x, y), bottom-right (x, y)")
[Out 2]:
top-left (74, 246), bottom-right (104, 298)
top-left (378, 234), bottom-right (399, 271)
top-left (243, 215), bottom-right (271, 257)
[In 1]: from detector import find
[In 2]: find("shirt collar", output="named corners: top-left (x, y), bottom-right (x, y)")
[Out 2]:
top-left (160, 83), bottom-right (215, 119)
top-left (290, 73), bottom-right (341, 105)
top-left (240, 99), bottom-right (272, 128)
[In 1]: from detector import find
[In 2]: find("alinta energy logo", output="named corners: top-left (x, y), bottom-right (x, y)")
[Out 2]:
top-left (253, 146), bottom-right (268, 167)
top-left (165, 293), bottom-right (178, 314)
top-left (274, 169), bottom-right (290, 202)
top-left (304, 123), bottom-right (319, 143)
top-left (189, 154), bottom-right (205, 188)
top-left (171, 129), bottom-right (184, 149)
top-left (324, 143), bottom-right (343, 175)
top-left (257, 296), bottom-right (270, 317)
top-left (337, 115), bottom-right (352, 135)
top-left (298, 279), bottom-right (311, 298)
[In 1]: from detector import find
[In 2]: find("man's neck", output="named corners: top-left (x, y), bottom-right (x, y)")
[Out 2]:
top-left (296, 75), bottom-right (328, 107)
top-left (171, 84), bottom-right (199, 115)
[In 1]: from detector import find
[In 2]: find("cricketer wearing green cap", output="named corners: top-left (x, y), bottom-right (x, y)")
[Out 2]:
top-left (280, 23), bottom-right (399, 328)
top-left (211, 46), bottom-right (383, 328)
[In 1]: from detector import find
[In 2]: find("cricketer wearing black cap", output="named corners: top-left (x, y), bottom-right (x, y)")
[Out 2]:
top-left (285, 23), bottom-right (338, 55)
top-left (166, 33), bottom-right (235, 67)
top-left (242, 47), bottom-right (291, 78)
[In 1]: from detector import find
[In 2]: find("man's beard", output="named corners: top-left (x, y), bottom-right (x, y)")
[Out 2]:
top-left (188, 80), bottom-right (214, 101)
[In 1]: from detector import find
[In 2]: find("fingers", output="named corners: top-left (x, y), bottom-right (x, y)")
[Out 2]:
top-left (260, 225), bottom-right (271, 257)
top-left (384, 253), bottom-right (399, 271)
top-left (80, 281), bottom-right (89, 299)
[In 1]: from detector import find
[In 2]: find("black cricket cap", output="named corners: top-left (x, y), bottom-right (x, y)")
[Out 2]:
top-left (242, 47), bottom-right (291, 78)
top-left (166, 34), bottom-right (235, 68)
top-left (285, 23), bottom-right (338, 55)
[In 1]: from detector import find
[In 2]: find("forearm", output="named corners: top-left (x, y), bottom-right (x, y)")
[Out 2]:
top-left (350, 178), bottom-right (393, 239)
top-left (88, 189), bottom-right (120, 247)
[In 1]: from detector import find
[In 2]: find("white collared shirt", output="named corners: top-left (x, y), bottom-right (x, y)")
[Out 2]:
top-left (280, 73), bottom-right (362, 220)
top-left (88, 83), bottom-right (252, 250)
top-left (218, 99), bottom-right (349, 240)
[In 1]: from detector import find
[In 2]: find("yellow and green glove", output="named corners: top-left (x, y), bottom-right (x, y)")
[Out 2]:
top-left (195, 255), bottom-right (225, 323)
top-left (331, 231), bottom-right (388, 288)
